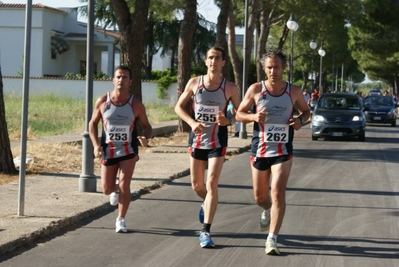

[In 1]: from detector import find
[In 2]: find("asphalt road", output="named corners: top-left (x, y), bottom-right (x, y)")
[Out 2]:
top-left (1, 123), bottom-right (399, 267)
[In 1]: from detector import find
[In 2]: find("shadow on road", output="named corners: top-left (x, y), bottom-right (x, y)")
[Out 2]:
top-left (280, 234), bottom-right (399, 259)
top-left (295, 147), bottom-right (399, 163)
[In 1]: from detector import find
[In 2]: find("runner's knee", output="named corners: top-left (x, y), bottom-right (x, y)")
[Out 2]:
top-left (191, 181), bottom-right (204, 193)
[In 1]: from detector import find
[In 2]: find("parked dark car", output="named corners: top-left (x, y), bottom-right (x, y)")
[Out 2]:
top-left (363, 95), bottom-right (397, 127)
top-left (369, 89), bottom-right (382, 96)
top-left (311, 93), bottom-right (366, 141)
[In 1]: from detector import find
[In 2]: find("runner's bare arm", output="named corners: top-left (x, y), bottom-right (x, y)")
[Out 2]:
top-left (175, 77), bottom-right (206, 132)
top-left (89, 95), bottom-right (106, 157)
top-left (292, 85), bottom-right (310, 126)
top-left (287, 86), bottom-right (310, 130)
top-left (216, 81), bottom-right (240, 126)
top-left (236, 83), bottom-right (262, 123)
top-left (133, 98), bottom-right (152, 147)
top-left (227, 81), bottom-right (241, 121)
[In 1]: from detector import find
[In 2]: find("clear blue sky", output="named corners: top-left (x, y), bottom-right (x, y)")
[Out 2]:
top-left (8, 0), bottom-right (220, 23)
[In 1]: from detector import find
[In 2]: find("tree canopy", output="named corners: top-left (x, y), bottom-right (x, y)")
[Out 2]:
top-left (77, 0), bottom-right (399, 95)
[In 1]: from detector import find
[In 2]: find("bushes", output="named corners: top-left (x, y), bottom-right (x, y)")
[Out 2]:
top-left (64, 71), bottom-right (110, 79)
top-left (157, 74), bottom-right (177, 99)
top-left (146, 70), bottom-right (177, 99)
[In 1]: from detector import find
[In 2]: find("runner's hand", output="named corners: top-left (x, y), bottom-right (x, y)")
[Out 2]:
top-left (190, 121), bottom-right (206, 134)
top-left (217, 111), bottom-right (229, 126)
top-left (138, 136), bottom-right (149, 147)
top-left (94, 146), bottom-right (103, 159)
top-left (255, 108), bottom-right (266, 124)
top-left (289, 117), bottom-right (302, 130)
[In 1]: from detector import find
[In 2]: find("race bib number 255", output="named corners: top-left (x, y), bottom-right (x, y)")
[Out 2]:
top-left (196, 105), bottom-right (219, 123)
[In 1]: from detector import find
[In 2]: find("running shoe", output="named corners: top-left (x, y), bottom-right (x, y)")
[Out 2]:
top-left (110, 192), bottom-right (119, 206)
top-left (198, 202), bottom-right (204, 224)
top-left (115, 217), bottom-right (127, 233)
top-left (199, 231), bottom-right (215, 248)
top-left (259, 210), bottom-right (270, 232)
top-left (265, 237), bottom-right (280, 255)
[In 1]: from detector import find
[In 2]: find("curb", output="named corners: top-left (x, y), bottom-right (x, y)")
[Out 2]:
top-left (0, 166), bottom-right (192, 257)
top-left (2, 123), bottom-right (180, 257)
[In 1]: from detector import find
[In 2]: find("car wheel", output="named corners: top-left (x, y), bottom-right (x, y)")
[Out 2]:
top-left (312, 136), bottom-right (318, 141)
top-left (391, 120), bottom-right (396, 127)
top-left (359, 133), bottom-right (365, 142)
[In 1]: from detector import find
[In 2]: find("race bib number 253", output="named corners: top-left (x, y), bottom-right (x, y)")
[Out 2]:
top-left (106, 125), bottom-right (130, 143)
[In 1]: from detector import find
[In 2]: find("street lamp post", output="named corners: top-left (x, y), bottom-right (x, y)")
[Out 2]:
top-left (286, 15), bottom-right (299, 84)
top-left (318, 47), bottom-right (326, 94)
top-left (79, 0), bottom-right (96, 192)
top-left (240, 0), bottom-right (249, 139)
top-left (309, 40), bottom-right (317, 91)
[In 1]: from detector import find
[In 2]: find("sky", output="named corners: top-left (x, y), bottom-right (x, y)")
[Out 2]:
top-left (8, 0), bottom-right (221, 24)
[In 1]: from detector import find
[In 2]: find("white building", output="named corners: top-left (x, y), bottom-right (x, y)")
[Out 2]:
top-left (0, 3), bottom-right (118, 77)
top-left (0, 3), bottom-right (247, 78)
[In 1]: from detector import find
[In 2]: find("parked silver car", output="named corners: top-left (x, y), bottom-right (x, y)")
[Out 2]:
top-left (311, 93), bottom-right (366, 141)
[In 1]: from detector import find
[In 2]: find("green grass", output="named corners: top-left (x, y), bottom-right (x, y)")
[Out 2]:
top-left (4, 94), bottom-right (178, 139)
top-left (144, 101), bottom-right (178, 123)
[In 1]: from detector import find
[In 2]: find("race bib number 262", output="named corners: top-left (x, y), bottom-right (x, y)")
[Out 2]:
top-left (264, 124), bottom-right (288, 143)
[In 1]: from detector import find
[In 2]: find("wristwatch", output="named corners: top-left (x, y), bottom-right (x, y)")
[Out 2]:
top-left (298, 116), bottom-right (304, 125)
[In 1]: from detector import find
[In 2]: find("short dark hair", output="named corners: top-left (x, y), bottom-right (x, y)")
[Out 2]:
top-left (114, 65), bottom-right (132, 79)
top-left (206, 46), bottom-right (226, 61)
top-left (260, 50), bottom-right (287, 68)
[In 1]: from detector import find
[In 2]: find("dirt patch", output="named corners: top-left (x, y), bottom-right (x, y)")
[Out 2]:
top-left (0, 130), bottom-right (243, 186)
top-left (0, 132), bottom-right (190, 186)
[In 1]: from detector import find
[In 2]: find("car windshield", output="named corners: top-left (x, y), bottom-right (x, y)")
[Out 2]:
top-left (319, 95), bottom-right (360, 110)
top-left (369, 89), bottom-right (381, 96)
top-left (364, 96), bottom-right (393, 106)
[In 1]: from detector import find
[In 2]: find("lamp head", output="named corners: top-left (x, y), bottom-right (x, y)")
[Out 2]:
top-left (318, 48), bottom-right (326, 57)
top-left (309, 41), bottom-right (317, 50)
top-left (286, 15), bottom-right (299, 31)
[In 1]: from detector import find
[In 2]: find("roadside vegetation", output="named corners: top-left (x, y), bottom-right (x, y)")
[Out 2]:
top-left (5, 93), bottom-right (177, 141)
top-left (0, 93), bottom-right (179, 185)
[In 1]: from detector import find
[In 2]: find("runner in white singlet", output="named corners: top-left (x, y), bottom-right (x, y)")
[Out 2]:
top-left (89, 66), bottom-right (152, 234)
top-left (236, 50), bottom-right (310, 255)
top-left (175, 46), bottom-right (241, 248)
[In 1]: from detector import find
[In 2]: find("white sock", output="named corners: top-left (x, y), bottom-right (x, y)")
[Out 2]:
top-left (117, 216), bottom-right (124, 221)
top-left (268, 233), bottom-right (277, 242)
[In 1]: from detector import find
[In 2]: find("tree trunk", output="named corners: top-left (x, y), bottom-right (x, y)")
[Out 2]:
top-left (256, 8), bottom-right (272, 82)
top-left (256, 1), bottom-right (284, 82)
top-left (228, 0), bottom-right (259, 96)
top-left (216, 0), bottom-right (231, 79)
top-left (144, 54), bottom-right (153, 80)
top-left (243, 0), bottom-right (259, 90)
top-left (177, 0), bottom-right (197, 132)
top-left (110, 0), bottom-right (149, 135)
top-left (110, 0), bottom-right (150, 102)
top-left (277, 23), bottom-right (289, 50)
top-left (0, 65), bottom-right (18, 174)
top-left (227, 8), bottom-right (243, 94)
